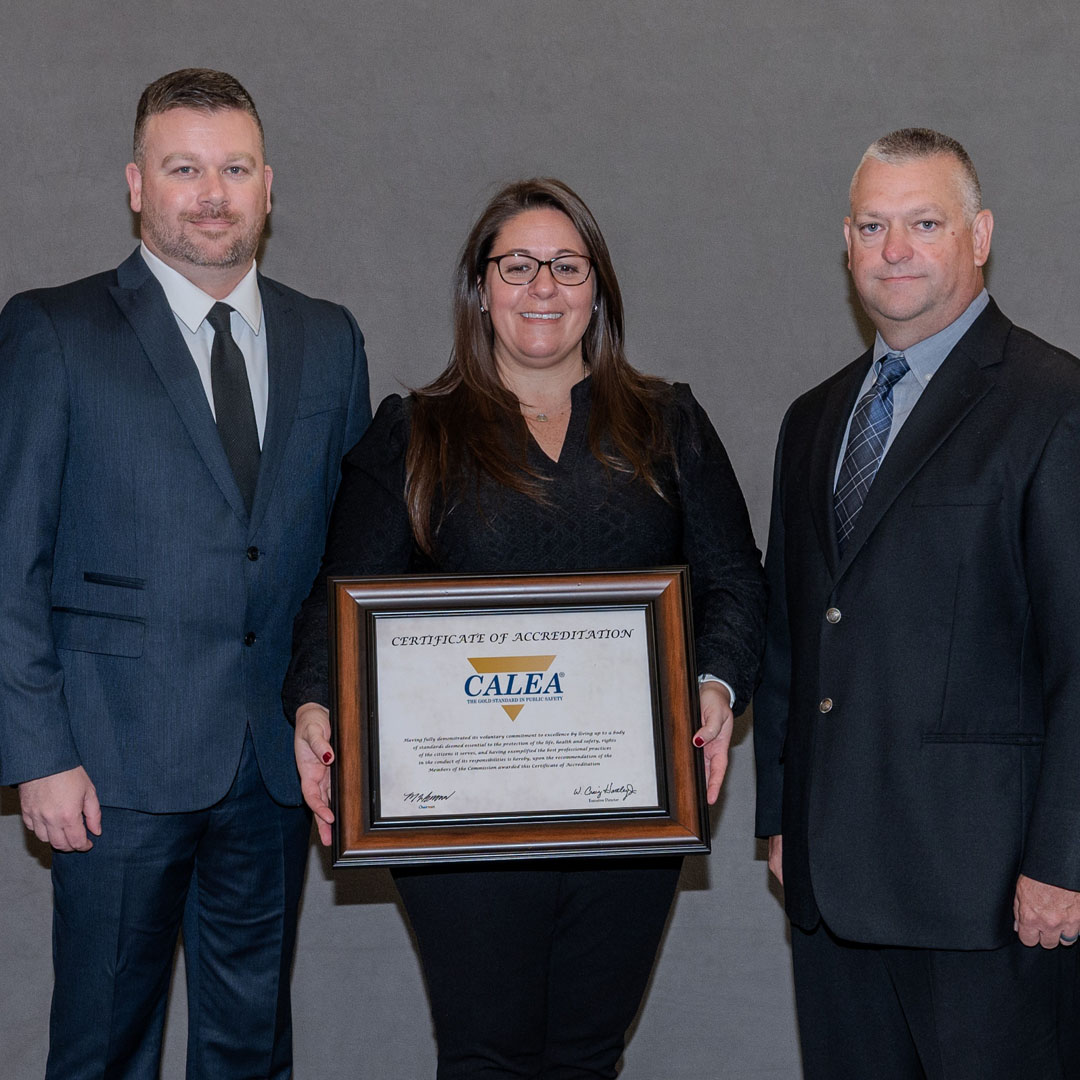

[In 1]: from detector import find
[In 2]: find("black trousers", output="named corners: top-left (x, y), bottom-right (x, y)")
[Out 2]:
top-left (46, 731), bottom-right (310, 1080)
top-left (393, 857), bottom-right (682, 1079)
top-left (792, 919), bottom-right (1080, 1080)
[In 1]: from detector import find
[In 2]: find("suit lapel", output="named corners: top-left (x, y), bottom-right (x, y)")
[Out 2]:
top-left (808, 352), bottom-right (872, 579)
top-left (249, 276), bottom-right (303, 533)
top-left (109, 249), bottom-right (249, 523)
top-left (835, 303), bottom-right (1008, 575)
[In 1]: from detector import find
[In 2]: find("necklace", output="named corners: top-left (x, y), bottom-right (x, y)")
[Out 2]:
top-left (523, 401), bottom-right (570, 423)
top-left (517, 364), bottom-right (587, 423)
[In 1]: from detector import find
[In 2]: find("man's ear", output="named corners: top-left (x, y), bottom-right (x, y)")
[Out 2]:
top-left (125, 162), bottom-right (143, 213)
top-left (971, 208), bottom-right (994, 268)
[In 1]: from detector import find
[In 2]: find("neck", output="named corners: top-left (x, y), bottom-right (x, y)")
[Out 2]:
top-left (876, 281), bottom-right (984, 353)
top-left (496, 357), bottom-right (587, 416)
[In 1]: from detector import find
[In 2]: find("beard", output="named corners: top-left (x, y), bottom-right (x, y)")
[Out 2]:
top-left (140, 203), bottom-right (265, 269)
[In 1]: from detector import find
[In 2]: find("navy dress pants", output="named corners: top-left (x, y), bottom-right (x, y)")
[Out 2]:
top-left (394, 857), bottom-right (682, 1080)
top-left (46, 731), bottom-right (310, 1080)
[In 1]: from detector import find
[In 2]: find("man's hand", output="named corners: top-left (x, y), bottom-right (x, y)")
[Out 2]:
top-left (295, 702), bottom-right (334, 846)
top-left (694, 682), bottom-right (735, 805)
top-left (19, 766), bottom-right (101, 852)
top-left (767, 834), bottom-right (783, 886)
top-left (1014, 873), bottom-right (1080, 948)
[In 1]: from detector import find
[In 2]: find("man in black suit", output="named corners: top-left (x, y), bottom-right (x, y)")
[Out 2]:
top-left (755, 128), bottom-right (1080, 1078)
top-left (0, 70), bottom-right (370, 1077)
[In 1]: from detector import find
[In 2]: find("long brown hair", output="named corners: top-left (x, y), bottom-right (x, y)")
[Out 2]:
top-left (406, 178), bottom-right (672, 555)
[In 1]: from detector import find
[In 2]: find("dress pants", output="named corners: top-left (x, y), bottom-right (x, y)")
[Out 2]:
top-left (792, 920), bottom-right (1079, 1080)
top-left (46, 731), bottom-right (311, 1080)
top-left (393, 858), bottom-right (682, 1080)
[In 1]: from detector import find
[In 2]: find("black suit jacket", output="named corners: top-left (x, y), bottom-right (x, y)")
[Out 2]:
top-left (755, 299), bottom-right (1080, 950)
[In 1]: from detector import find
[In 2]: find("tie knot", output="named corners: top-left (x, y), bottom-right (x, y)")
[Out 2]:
top-left (207, 302), bottom-right (234, 334)
top-left (878, 352), bottom-right (909, 389)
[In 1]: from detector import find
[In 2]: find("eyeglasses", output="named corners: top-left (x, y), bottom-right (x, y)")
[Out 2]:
top-left (486, 253), bottom-right (593, 286)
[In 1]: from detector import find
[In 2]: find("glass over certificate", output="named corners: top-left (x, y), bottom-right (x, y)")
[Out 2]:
top-left (375, 605), bottom-right (658, 819)
top-left (328, 568), bottom-right (710, 866)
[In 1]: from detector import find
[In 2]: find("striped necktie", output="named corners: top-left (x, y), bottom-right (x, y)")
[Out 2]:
top-left (833, 351), bottom-right (910, 553)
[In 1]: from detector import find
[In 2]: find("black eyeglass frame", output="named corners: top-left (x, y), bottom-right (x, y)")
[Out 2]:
top-left (485, 253), bottom-right (594, 286)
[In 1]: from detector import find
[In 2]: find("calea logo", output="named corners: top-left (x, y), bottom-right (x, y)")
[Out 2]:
top-left (464, 654), bottom-right (564, 720)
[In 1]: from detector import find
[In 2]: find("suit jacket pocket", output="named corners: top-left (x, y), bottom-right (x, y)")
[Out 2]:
top-left (52, 607), bottom-right (145, 658)
top-left (296, 395), bottom-right (347, 420)
top-left (922, 732), bottom-right (1043, 745)
top-left (83, 571), bottom-right (146, 589)
top-left (911, 483), bottom-right (1002, 506)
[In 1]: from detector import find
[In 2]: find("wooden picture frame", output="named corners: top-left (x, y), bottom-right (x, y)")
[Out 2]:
top-left (329, 567), bottom-right (709, 866)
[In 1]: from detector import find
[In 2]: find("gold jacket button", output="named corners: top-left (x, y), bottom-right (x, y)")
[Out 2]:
top-left (826, 607), bottom-right (841, 624)
top-left (819, 697), bottom-right (834, 713)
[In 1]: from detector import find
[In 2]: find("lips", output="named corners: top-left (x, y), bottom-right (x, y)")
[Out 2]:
top-left (185, 214), bottom-right (239, 226)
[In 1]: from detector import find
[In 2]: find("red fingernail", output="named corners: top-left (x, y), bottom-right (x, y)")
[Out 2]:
top-left (693, 736), bottom-right (704, 747)
top-left (322, 752), bottom-right (333, 764)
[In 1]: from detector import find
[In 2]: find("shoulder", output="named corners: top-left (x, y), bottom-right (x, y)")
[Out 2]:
top-left (258, 274), bottom-right (363, 339)
top-left (970, 305), bottom-right (1080, 420)
top-left (776, 350), bottom-right (869, 453)
top-left (661, 381), bottom-right (708, 431)
top-left (1002, 324), bottom-right (1080, 388)
top-left (2, 266), bottom-right (122, 325)
top-left (343, 393), bottom-right (411, 471)
top-left (661, 381), bottom-right (734, 461)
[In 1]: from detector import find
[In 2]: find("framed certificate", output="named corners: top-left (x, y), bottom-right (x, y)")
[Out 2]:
top-left (328, 567), bottom-right (710, 866)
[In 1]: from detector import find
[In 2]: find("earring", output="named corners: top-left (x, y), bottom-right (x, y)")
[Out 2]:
top-left (480, 305), bottom-right (487, 313)
top-left (593, 303), bottom-right (598, 312)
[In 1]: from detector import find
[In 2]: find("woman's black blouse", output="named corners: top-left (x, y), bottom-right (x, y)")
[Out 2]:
top-left (283, 378), bottom-right (766, 719)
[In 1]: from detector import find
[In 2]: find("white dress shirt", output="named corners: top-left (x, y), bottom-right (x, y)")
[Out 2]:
top-left (140, 244), bottom-right (269, 447)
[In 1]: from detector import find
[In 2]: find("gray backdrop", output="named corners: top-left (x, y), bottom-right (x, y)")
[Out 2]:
top-left (2, 2), bottom-right (1078, 1077)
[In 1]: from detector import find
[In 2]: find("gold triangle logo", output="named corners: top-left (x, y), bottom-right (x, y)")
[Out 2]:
top-left (466, 655), bottom-right (557, 721)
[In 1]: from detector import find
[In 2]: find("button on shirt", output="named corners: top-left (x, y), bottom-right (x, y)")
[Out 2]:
top-left (833, 290), bottom-right (990, 488)
top-left (140, 244), bottom-right (269, 447)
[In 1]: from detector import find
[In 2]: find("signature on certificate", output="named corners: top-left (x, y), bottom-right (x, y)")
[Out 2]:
top-left (403, 790), bottom-right (456, 809)
top-left (573, 782), bottom-right (637, 802)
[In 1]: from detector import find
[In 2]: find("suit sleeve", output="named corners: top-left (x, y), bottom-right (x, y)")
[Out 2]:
top-left (1018, 404), bottom-right (1080, 890)
top-left (753, 408), bottom-right (793, 838)
top-left (283, 395), bottom-right (414, 719)
top-left (0, 294), bottom-right (82, 785)
top-left (339, 304), bottom-right (373, 460)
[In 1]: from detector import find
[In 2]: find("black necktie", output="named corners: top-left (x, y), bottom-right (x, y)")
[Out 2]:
top-left (207, 302), bottom-right (260, 514)
top-left (833, 351), bottom-right (910, 554)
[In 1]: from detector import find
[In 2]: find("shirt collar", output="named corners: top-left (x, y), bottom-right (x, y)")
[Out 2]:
top-left (140, 243), bottom-right (263, 335)
top-left (872, 289), bottom-right (989, 388)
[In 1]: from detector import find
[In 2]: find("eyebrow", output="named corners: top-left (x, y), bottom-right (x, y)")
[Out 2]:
top-left (498, 247), bottom-right (587, 257)
top-left (855, 204), bottom-right (948, 219)
top-left (159, 151), bottom-right (258, 168)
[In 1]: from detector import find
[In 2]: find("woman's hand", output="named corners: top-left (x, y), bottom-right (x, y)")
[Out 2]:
top-left (693, 682), bottom-right (735, 805)
top-left (295, 702), bottom-right (335, 846)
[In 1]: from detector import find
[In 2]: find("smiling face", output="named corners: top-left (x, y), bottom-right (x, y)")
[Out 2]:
top-left (481, 208), bottom-right (596, 381)
top-left (125, 106), bottom-right (272, 295)
top-left (844, 154), bottom-right (993, 351)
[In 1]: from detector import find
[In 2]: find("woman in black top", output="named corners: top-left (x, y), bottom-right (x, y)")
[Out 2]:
top-left (285, 178), bottom-right (765, 1079)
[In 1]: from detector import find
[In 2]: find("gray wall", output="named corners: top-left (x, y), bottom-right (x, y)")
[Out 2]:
top-left (2, 2), bottom-right (1078, 1076)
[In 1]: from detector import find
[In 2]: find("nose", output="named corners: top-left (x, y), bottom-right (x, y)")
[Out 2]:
top-left (198, 172), bottom-right (228, 206)
top-left (528, 263), bottom-right (558, 298)
top-left (881, 229), bottom-right (913, 264)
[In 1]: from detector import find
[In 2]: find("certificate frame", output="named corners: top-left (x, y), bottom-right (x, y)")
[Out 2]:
top-left (328, 567), bottom-right (710, 866)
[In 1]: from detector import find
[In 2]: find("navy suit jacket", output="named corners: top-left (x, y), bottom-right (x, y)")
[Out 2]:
top-left (755, 300), bottom-right (1080, 950)
top-left (0, 249), bottom-right (371, 810)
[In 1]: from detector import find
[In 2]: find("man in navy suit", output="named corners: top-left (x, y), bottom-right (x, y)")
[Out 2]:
top-left (0, 69), bottom-right (370, 1077)
top-left (755, 129), bottom-right (1080, 1078)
